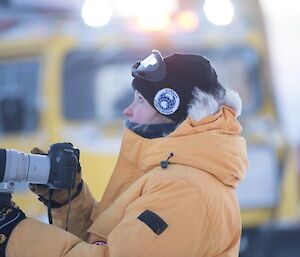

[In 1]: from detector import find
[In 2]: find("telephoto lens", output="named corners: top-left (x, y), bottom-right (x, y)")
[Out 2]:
top-left (0, 149), bottom-right (50, 184)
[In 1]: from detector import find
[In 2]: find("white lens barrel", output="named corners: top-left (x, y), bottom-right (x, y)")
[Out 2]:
top-left (3, 150), bottom-right (50, 184)
top-left (27, 154), bottom-right (51, 184)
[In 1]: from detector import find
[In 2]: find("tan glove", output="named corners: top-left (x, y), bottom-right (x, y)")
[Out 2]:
top-left (29, 147), bottom-right (83, 207)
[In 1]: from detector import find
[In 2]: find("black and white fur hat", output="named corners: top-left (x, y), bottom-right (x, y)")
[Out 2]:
top-left (132, 52), bottom-right (242, 123)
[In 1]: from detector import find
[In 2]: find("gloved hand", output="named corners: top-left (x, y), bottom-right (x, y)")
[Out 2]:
top-left (0, 202), bottom-right (26, 256)
top-left (29, 147), bottom-right (83, 208)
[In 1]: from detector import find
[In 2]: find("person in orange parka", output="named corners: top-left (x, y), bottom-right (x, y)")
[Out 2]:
top-left (0, 50), bottom-right (248, 257)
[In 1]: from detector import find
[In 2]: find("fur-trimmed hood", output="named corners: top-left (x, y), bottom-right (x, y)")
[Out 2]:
top-left (188, 87), bottom-right (242, 122)
top-left (118, 106), bottom-right (248, 189)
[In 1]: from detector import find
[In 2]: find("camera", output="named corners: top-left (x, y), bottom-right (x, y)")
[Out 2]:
top-left (0, 142), bottom-right (80, 194)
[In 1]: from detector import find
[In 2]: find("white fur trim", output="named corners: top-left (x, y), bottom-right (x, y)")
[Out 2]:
top-left (187, 88), bottom-right (219, 121)
top-left (219, 88), bottom-right (242, 117)
top-left (187, 87), bottom-right (242, 122)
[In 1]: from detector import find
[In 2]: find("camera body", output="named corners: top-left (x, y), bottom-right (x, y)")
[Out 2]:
top-left (47, 143), bottom-right (79, 189)
top-left (0, 142), bottom-right (79, 195)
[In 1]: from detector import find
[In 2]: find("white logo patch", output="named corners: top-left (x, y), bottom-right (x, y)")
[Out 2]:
top-left (154, 88), bottom-right (180, 115)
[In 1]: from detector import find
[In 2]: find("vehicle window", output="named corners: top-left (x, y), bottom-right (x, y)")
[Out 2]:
top-left (63, 50), bottom-right (134, 122)
top-left (94, 63), bottom-right (133, 122)
top-left (63, 51), bottom-right (97, 120)
top-left (0, 58), bottom-right (40, 134)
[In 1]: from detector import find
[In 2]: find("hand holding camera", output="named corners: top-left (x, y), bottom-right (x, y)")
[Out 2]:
top-left (29, 146), bottom-right (82, 208)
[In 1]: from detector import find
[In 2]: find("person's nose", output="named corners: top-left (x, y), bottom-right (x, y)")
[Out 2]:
top-left (123, 104), bottom-right (133, 118)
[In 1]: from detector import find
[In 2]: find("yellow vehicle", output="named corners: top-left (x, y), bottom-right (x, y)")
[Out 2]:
top-left (0, 0), bottom-right (299, 255)
top-left (0, 37), bottom-right (120, 216)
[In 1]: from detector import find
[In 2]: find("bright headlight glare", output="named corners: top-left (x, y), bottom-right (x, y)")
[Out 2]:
top-left (81, 0), bottom-right (113, 27)
top-left (203, 0), bottom-right (234, 26)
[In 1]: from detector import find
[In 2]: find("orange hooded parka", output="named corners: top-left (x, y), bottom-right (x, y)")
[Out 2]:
top-left (7, 106), bottom-right (247, 257)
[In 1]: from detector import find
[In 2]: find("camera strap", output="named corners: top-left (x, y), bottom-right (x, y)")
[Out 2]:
top-left (47, 190), bottom-right (54, 225)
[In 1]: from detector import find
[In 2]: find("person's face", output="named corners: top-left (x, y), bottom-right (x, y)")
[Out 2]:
top-left (123, 91), bottom-right (173, 124)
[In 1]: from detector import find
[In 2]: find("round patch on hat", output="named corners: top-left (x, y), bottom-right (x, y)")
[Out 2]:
top-left (154, 88), bottom-right (180, 115)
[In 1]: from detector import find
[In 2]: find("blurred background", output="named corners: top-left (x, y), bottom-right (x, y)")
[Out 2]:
top-left (0, 0), bottom-right (299, 256)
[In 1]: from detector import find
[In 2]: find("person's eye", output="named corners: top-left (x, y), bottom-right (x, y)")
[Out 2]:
top-left (138, 95), bottom-right (144, 103)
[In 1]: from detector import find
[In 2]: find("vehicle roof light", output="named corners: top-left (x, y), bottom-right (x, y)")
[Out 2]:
top-left (203, 0), bottom-right (234, 26)
top-left (81, 0), bottom-right (113, 27)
